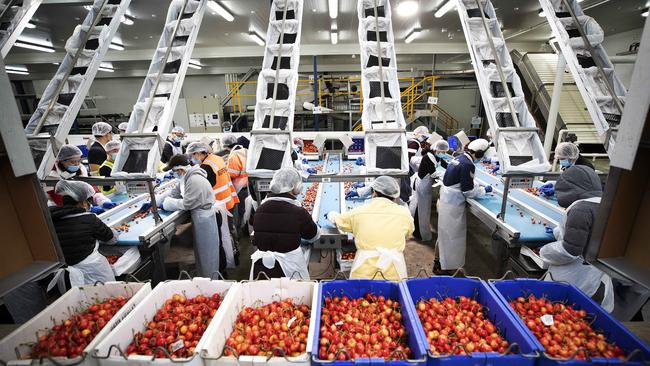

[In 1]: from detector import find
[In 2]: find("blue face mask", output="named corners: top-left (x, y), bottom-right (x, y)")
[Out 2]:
top-left (66, 165), bottom-right (80, 173)
top-left (435, 153), bottom-right (446, 159)
top-left (559, 159), bottom-right (573, 169)
top-left (111, 153), bottom-right (118, 161)
top-left (173, 171), bottom-right (183, 180)
top-left (174, 136), bottom-right (182, 143)
top-left (191, 158), bottom-right (202, 165)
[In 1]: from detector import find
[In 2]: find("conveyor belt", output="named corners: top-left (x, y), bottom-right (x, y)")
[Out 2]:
top-left (341, 160), bottom-right (369, 212)
top-left (316, 155), bottom-right (342, 229)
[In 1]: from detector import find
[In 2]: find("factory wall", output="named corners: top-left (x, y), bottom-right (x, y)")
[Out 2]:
top-left (601, 27), bottom-right (644, 89)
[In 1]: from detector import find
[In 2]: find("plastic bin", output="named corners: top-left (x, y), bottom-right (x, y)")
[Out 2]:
top-left (311, 279), bottom-right (427, 366)
top-left (400, 277), bottom-right (538, 366)
top-left (489, 279), bottom-right (650, 366)
top-left (199, 278), bottom-right (318, 366)
top-left (0, 281), bottom-right (151, 366)
top-left (92, 278), bottom-right (238, 366)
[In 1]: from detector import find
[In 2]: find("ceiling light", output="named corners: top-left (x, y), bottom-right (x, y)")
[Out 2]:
top-left (6, 69), bottom-right (29, 75)
top-left (14, 40), bottom-right (55, 53)
top-left (328, 0), bottom-right (338, 19)
top-left (643, 9), bottom-right (649, 17)
top-left (99, 62), bottom-right (114, 72)
top-left (25, 21), bottom-right (36, 29)
top-left (248, 31), bottom-right (265, 46)
top-left (98, 67), bottom-right (114, 73)
top-left (434, 0), bottom-right (455, 18)
top-left (121, 15), bottom-right (134, 25)
top-left (538, 9), bottom-right (546, 17)
top-left (396, 0), bottom-right (419, 17)
top-left (330, 29), bottom-right (338, 44)
top-left (6, 65), bottom-right (28, 72)
top-left (188, 59), bottom-right (202, 69)
top-left (207, 1), bottom-right (234, 22)
top-left (83, 5), bottom-right (92, 10)
top-left (109, 42), bottom-right (124, 51)
top-left (405, 28), bottom-right (421, 43)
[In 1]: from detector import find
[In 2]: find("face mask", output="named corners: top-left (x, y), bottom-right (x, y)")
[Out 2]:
top-left (435, 153), bottom-right (446, 158)
top-left (173, 171), bottom-right (183, 180)
top-left (559, 159), bottom-right (572, 169)
top-left (191, 158), bottom-right (202, 165)
top-left (174, 137), bottom-right (182, 143)
top-left (111, 153), bottom-right (118, 161)
top-left (66, 165), bottom-right (80, 173)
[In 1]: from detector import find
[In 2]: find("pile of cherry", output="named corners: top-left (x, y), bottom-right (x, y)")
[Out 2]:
top-left (509, 295), bottom-right (625, 360)
top-left (317, 293), bottom-right (412, 361)
top-left (223, 299), bottom-right (311, 358)
top-left (303, 183), bottom-right (319, 214)
top-left (31, 296), bottom-right (129, 359)
top-left (415, 296), bottom-right (508, 356)
top-left (126, 293), bottom-right (223, 358)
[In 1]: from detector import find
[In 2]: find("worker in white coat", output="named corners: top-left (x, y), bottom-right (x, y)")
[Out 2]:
top-left (328, 176), bottom-right (414, 281)
top-left (436, 139), bottom-right (493, 272)
top-left (540, 165), bottom-right (614, 312)
top-left (158, 154), bottom-right (222, 277)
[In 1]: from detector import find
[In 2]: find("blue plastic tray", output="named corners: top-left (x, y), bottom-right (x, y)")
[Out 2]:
top-left (488, 279), bottom-right (650, 366)
top-left (311, 280), bottom-right (427, 366)
top-left (401, 277), bottom-right (538, 366)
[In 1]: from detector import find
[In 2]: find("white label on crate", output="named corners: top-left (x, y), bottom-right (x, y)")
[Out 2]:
top-left (334, 321), bottom-right (344, 326)
top-left (540, 314), bottom-right (554, 326)
top-left (287, 316), bottom-right (297, 328)
top-left (171, 339), bottom-right (185, 352)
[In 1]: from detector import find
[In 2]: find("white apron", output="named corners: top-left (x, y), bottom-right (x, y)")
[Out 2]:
top-left (48, 243), bottom-right (115, 293)
top-left (214, 201), bottom-right (236, 268)
top-left (436, 183), bottom-right (468, 270)
top-left (250, 246), bottom-right (310, 280)
top-left (166, 140), bottom-right (183, 156)
top-left (350, 248), bottom-right (408, 280)
top-left (413, 153), bottom-right (436, 242)
top-left (191, 204), bottom-right (221, 277)
top-left (541, 197), bottom-right (614, 312)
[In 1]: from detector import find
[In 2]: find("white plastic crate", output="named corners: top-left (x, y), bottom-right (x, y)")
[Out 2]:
top-left (92, 278), bottom-right (238, 366)
top-left (0, 281), bottom-right (151, 366)
top-left (199, 278), bottom-right (318, 366)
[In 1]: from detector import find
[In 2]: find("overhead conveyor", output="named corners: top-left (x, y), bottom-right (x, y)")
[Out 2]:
top-left (539, 0), bottom-right (626, 156)
top-left (246, 0), bottom-right (304, 180)
top-left (0, 0), bottom-right (42, 58)
top-left (112, 0), bottom-right (207, 178)
top-left (23, 0), bottom-right (131, 180)
top-left (456, 0), bottom-right (550, 175)
top-left (357, 0), bottom-right (409, 176)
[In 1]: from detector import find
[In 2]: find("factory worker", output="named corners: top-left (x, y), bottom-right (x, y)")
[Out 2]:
top-left (161, 126), bottom-right (186, 164)
top-left (292, 137), bottom-right (318, 174)
top-left (249, 168), bottom-right (320, 280)
top-left (48, 180), bottom-right (116, 292)
top-left (411, 139), bottom-right (449, 242)
top-left (118, 122), bottom-right (128, 135)
top-left (45, 145), bottom-right (115, 212)
top-left (221, 134), bottom-right (249, 232)
top-left (408, 126), bottom-right (429, 174)
top-left (98, 140), bottom-right (122, 195)
top-left (540, 166), bottom-right (613, 312)
top-left (555, 142), bottom-right (594, 171)
top-left (88, 122), bottom-right (114, 175)
top-left (328, 176), bottom-right (414, 281)
top-left (436, 139), bottom-right (493, 272)
top-left (158, 154), bottom-right (224, 277)
top-left (408, 136), bottom-right (431, 174)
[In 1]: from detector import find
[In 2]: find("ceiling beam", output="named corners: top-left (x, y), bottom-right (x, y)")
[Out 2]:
top-left (41, 0), bottom-right (92, 4)
top-left (5, 42), bottom-right (549, 64)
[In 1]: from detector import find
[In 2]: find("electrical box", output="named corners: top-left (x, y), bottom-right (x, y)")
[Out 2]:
top-left (185, 96), bottom-right (222, 133)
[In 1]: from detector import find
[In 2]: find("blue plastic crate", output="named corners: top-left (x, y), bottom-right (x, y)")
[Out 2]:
top-left (311, 279), bottom-right (427, 366)
top-left (489, 279), bottom-right (650, 366)
top-left (77, 144), bottom-right (88, 158)
top-left (400, 277), bottom-right (539, 366)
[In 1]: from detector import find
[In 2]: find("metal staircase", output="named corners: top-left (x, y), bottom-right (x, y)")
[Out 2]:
top-left (456, 0), bottom-right (550, 174)
top-left (112, 0), bottom-right (207, 177)
top-left (539, 0), bottom-right (626, 155)
top-left (0, 0), bottom-right (42, 58)
top-left (23, 0), bottom-right (131, 180)
top-left (222, 67), bottom-right (258, 109)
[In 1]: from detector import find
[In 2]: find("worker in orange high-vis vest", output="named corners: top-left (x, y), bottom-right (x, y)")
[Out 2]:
top-left (187, 142), bottom-right (241, 263)
top-left (221, 134), bottom-right (249, 234)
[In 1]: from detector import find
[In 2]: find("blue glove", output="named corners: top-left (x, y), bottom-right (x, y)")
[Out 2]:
top-left (484, 185), bottom-right (493, 193)
top-left (90, 206), bottom-right (105, 215)
top-left (539, 184), bottom-right (555, 197)
top-left (545, 226), bottom-right (554, 234)
top-left (491, 166), bottom-right (500, 174)
top-left (355, 157), bottom-right (365, 166)
top-left (541, 182), bottom-right (554, 189)
top-left (102, 202), bottom-right (117, 210)
top-left (302, 158), bottom-right (309, 164)
top-left (346, 190), bottom-right (359, 200)
top-left (306, 167), bottom-right (317, 174)
top-left (139, 202), bottom-right (152, 212)
top-left (164, 171), bottom-right (174, 180)
top-left (482, 157), bottom-right (492, 163)
top-left (352, 182), bottom-right (365, 189)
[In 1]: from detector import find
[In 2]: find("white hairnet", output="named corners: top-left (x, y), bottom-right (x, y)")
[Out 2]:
top-left (468, 138), bottom-right (489, 153)
top-left (57, 145), bottom-right (82, 162)
top-left (270, 167), bottom-right (303, 195)
top-left (413, 126), bottom-right (429, 136)
top-left (118, 122), bottom-right (128, 132)
top-left (371, 176), bottom-right (400, 199)
top-left (171, 126), bottom-right (185, 135)
top-left (434, 140), bottom-right (450, 152)
top-left (555, 142), bottom-right (580, 160)
top-left (55, 180), bottom-right (95, 202)
top-left (293, 137), bottom-right (304, 148)
top-left (221, 134), bottom-right (238, 147)
top-left (105, 140), bottom-right (121, 153)
top-left (92, 122), bottom-right (113, 136)
top-left (186, 142), bottom-right (211, 155)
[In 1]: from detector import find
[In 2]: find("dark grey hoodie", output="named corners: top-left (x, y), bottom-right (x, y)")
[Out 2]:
top-left (555, 166), bottom-right (602, 256)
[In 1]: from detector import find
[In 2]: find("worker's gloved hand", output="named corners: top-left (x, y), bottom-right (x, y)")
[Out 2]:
top-left (484, 185), bottom-right (493, 193)
top-left (163, 171), bottom-right (175, 181)
top-left (302, 158), bottom-right (309, 164)
top-left (482, 157), bottom-right (492, 163)
top-left (90, 206), bottom-right (105, 215)
top-left (325, 211), bottom-right (339, 225)
top-left (539, 183), bottom-right (555, 197)
top-left (139, 202), bottom-right (152, 212)
top-left (306, 167), bottom-right (317, 174)
top-left (491, 165), bottom-right (500, 174)
top-left (545, 226), bottom-right (554, 234)
top-left (102, 202), bottom-right (117, 210)
top-left (346, 190), bottom-right (359, 200)
top-left (352, 182), bottom-right (365, 189)
top-left (355, 157), bottom-right (365, 166)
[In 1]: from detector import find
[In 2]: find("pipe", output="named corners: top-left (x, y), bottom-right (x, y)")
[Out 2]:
top-left (544, 52), bottom-right (566, 158)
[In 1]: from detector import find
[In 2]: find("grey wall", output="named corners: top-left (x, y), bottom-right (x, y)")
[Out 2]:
top-left (601, 27), bottom-right (644, 89)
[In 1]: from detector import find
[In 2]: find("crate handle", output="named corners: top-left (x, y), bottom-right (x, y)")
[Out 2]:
top-left (254, 271), bottom-right (272, 281)
top-left (91, 345), bottom-right (128, 360)
top-left (124, 273), bottom-right (143, 283)
top-left (409, 268), bottom-right (430, 279)
top-left (332, 271), bottom-right (349, 280)
top-left (386, 348), bottom-right (426, 363)
top-left (45, 352), bottom-right (88, 366)
top-left (289, 271), bottom-right (307, 280)
top-left (429, 343), bottom-right (470, 358)
top-left (264, 347), bottom-right (305, 362)
top-left (452, 268), bottom-right (480, 280)
top-left (371, 270), bottom-right (388, 280)
top-left (624, 348), bottom-right (648, 363)
top-left (152, 346), bottom-right (196, 362)
top-left (489, 270), bottom-right (517, 282)
top-left (210, 271), bottom-right (226, 281)
top-left (543, 347), bottom-right (591, 362)
top-left (177, 270), bottom-right (193, 280)
top-left (93, 281), bottom-right (106, 286)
